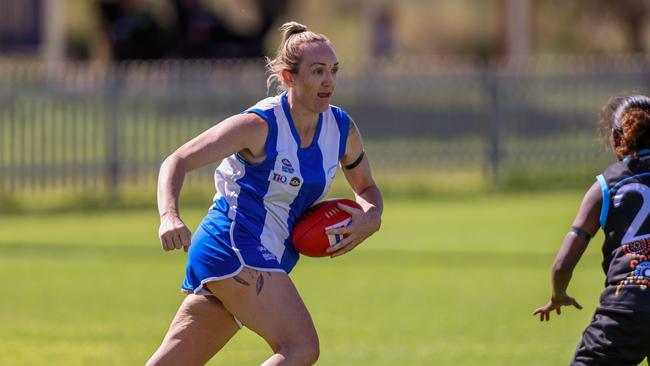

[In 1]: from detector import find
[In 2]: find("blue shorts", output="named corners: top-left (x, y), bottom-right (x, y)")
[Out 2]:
top-left (181, 210), bottom-right (292, 295)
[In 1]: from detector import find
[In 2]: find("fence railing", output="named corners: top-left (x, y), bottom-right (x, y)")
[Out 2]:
top-left (1, 55), bottom-right (649, 204)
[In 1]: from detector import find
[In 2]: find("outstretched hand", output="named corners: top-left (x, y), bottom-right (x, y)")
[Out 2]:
top-left (325, 203), bottom-right (381, 258)
top-left (533, 294), bottom-right (582, 321)
top-left (159, 213), bottom-right (192, 252)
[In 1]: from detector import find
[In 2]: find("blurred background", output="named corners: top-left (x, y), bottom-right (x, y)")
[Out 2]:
top-left (4, 0), bottom-right (650, 210)
top-left (6, 2), bottom-right (650, 366)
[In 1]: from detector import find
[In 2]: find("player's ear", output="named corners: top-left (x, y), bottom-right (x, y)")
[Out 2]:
top-left (282, 69), bottom-right (295, 87)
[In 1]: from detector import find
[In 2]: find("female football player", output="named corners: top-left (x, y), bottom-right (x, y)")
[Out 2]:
top-left (534, 95), bottom-right (650, 365)
top-left (146, 22), bottom-right (383, 366)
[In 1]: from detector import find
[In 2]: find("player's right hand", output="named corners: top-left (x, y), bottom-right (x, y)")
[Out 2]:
top-left (159, 213), bottom-right (192, 252)
top-left (533, 294), bottom-right (582, 322)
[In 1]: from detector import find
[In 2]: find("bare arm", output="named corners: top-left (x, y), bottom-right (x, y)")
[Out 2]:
top-left (533, 182), bottom-right (602, 321)
top-left (157, 113), bottom-right (268, 251)
top-left (326, 120), bottom-right (383, 257)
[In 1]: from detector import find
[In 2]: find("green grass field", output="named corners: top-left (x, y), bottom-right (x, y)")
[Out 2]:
top-left (0, 192), bottom-right (606, 365)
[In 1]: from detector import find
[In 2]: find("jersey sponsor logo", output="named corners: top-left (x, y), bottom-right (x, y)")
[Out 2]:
top-left (281, 158), bottom-right (294, 173)
top-left (281, 158), bottom-right (292, 167)
top-left (269, 172), bottom-right (301, 187)
top-left (271, 172), bottom-right (288, 184)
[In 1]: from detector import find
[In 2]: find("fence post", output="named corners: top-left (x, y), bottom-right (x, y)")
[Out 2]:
top-left (2, 95), bottom-right (17, 198)
top-left (105, 65), bottom-right (122, 201)
top-left (483, 62), bottom-right (501, 186)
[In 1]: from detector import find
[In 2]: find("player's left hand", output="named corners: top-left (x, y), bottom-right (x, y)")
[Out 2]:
top-left (533, 294), bottom-right (583, 321)
top-left (325, 202), bottom-right (381, 258)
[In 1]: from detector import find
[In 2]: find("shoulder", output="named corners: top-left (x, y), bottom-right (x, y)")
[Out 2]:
top-left (585, 181), bottom-right (603, 202)
top-left (329, 104), bottom-right (351, 123)
top-left (241, 111), bottom-right (267, 126)
top-left (602, 160), bottom-right (627, 175)
top-left (246, 95), bottom-right (283, 122)
top-left (232, 95), bottom-right (282, 133)
top-left (601, 160), bottom-right (634, 188)
top-left (328, 104), bottom-right (357, 139)
top-left (249, 95), bottom-right (282, 110)
top-left (577, 182), bottom-right (603, 219)
top-left (218, 112), bottom-right (268, 141)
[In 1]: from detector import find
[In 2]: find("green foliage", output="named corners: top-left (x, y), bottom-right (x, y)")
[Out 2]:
top-left (0, 193), bottom-right (605, 365)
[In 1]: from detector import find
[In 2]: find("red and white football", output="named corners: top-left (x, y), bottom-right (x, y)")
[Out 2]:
top-left (292, 198), bottom-right (362, 257)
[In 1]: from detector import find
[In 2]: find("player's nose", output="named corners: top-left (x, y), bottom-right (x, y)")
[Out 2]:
top-left (322, 72), bottom-right (335, 86)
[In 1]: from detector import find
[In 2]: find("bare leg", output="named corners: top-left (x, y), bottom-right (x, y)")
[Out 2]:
top-left (146, 294), bottom-right (240, 366)
top-left (206, 268), bottom-right (320, 366)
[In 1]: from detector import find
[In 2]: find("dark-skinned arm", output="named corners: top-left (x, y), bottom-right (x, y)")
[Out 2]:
top-left (533, 182), bottom-right (602, 321)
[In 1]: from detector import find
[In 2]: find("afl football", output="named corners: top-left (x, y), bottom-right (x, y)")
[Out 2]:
top-left (292, 198), bottom-right (361, 257)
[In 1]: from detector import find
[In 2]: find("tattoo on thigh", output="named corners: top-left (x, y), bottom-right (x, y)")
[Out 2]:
top-left (233, 275), bottom-right (250, 286)
top-left (256, 274), bottom-right (264, 295)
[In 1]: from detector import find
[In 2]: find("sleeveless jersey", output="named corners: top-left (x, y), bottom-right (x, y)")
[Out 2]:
top-left (211, 92), bottom-right (350, 271)
top-left (597, 150), bottom-right (650, 311)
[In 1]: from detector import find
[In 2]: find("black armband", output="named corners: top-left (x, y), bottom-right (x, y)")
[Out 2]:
top-left (570, 227), bottom-right (592, 242)
top-left (344, 151), bottom-right (365, 170)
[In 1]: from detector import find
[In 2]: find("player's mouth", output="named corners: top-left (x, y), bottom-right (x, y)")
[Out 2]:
top-left (317, 92), bottom-right (331, 98)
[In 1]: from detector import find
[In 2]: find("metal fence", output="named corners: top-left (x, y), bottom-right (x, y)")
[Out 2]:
top-left (1, 55), bottom-right (650, 203)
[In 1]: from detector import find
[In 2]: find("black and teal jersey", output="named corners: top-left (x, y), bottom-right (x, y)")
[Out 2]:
top-left (597, 150), bottom-right (650, 311)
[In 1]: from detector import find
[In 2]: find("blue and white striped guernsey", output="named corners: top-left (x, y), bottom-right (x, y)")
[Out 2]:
top-left (210, 92), bottom-right (350, 273)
